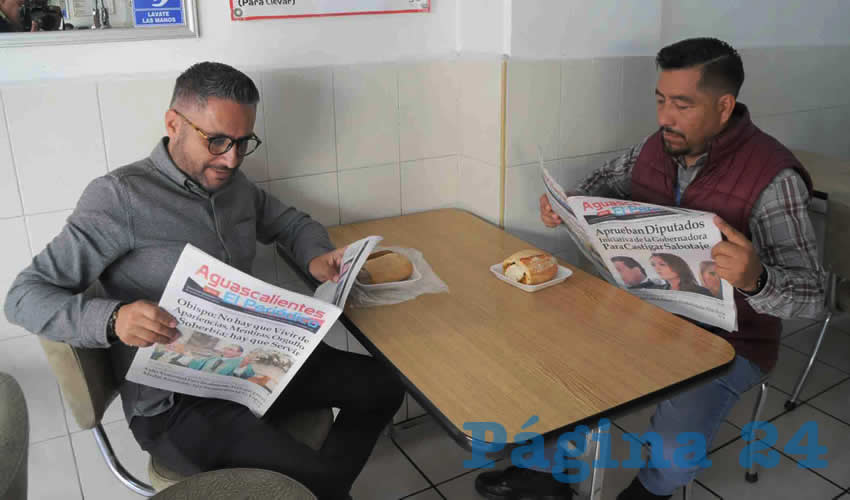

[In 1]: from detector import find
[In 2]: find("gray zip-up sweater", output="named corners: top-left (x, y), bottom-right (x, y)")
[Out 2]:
top-left (4, 139), bottom-right (335, 421)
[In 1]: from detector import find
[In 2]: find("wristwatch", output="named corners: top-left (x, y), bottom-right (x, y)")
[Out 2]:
top-left (106, 302), bottom-right (126, 343)
top-left (739, 266), bottom-right (768, 297)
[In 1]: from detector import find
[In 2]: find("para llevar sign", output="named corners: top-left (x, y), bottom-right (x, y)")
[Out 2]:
top-left (134, 0), bottom-right (185, 27)
top-left (230, 0), bottom-right (430, 21)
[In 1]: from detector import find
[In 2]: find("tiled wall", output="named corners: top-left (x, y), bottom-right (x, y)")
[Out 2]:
top-left (503, 46), bottom-right (850, 266)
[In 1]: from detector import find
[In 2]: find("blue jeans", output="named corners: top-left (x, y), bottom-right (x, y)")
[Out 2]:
top-left (637, 355), bottom-right (763, 496)
top-left (532, 355), bottom-right (762, 494)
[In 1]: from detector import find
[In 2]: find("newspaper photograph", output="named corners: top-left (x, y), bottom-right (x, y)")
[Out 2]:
top-left (541, 164), bottom-right (737, 332)
top-left (126, 237), bottom-right (380, 416)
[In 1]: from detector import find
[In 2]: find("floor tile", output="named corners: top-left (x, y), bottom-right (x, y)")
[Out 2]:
top-left (782, 317), bottom-right (818, 337)
top-left (783, 323), bottom-right (850, 374)
top-left (698, 435), bottom-right (842, 499)
top-left (28, 435), bottom-right (83, 500)
top-left (766, 346), bottom-right (847, 402)
top-left (351, 434), bottom-right (430, 500)
top-left (830, 314), bottom-right (850, 334)
top-left (613, 401), bottom-right (656, 436)
top-left (71, 419), bottom-right (152, 500)
top-left (809, 379), bottom-right (850, 424)
top-left (403, 488), bottom-right (444, 500)
top-left (725, 384), bottom-right (790, 430)
top-left (0, 335), bottom-right (68, 444)
top-left (436, 469), bottom-right (481, 499)
top-left (770, 404), bottom-right (850, 488)
top-left (393, 416), bottom-right (480, 484)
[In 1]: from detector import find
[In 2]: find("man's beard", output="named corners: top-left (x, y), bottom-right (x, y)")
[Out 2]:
top-left (169, 137), bottom-right (240, 192)
top-left (660, 127), bottom-right (691, 156)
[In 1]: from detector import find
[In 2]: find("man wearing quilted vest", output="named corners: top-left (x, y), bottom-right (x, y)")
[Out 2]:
top-left (475, 38), bottom-right (826, 500)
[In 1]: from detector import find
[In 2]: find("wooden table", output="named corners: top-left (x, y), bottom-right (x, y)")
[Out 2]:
top-left (328, 209), bottom-right (735, 447)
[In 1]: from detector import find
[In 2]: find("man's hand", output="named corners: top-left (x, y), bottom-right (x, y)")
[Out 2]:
top-left (711, 217), bottom-right (763, 292)
top-left (309, 247), bottom-right (347, 283)
top-left (114, 300), bottom-right (179, 347)
top-left (539, 194), bottom-right (563, 228)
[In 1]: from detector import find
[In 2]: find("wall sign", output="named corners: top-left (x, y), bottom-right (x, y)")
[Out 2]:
top-left (134, 0), bottom-right (185, 27)
top-left (230, 0), bottom-right (430, 21)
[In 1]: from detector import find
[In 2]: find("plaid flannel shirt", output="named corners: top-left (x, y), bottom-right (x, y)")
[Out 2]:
top-left (575, 137), bottom-right (827, 320)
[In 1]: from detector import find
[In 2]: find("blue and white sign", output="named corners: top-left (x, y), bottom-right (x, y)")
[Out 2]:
top-left (134, 0), bottom-right (184, 27)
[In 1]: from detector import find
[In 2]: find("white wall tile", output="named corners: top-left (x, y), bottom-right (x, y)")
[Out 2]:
top-left (0, 95), bottom-right (23, 218)
top-left (0, 217), bottom-right (34, 340)
top-left (267, 173), bottom-right (340, 227)
top-left (0, 335), bottom-right (66, 443)
top-left (4, 82), bottom-right (107, 214)
top-left (339, 164), bottom-right (401, 224)
top-left (26, 210), bottom-right (71, 256)
top-left (334, 65), bottom-right (399, 170)
top-left (505, 161), bottom-right (568, 255)
top-left (28, 436), bottom-right (83, 500)
top-left (240, 70), bottom-right (269, 184)
top-left (458, 59), bottom-right (502, 167)
top-left (401, 156), bottom-right (458, 214)
top-left (98, 76), bottom-right (174, 171)
top-left (324, 321), bottom-right (349, 351)
top-left (71, 420), bottom-right (150, 500)
top-left (560, 58), bottom-right (625, 157)
top-left (621, 56), bottom-right (658, 147)
top-left (406, 393), bottom-right (426, 419)
top-left (398, 61), bottom-right (459, 161)
top-left (506, 59), bottom-right (561, 166)
top-left (263, 68), bottom-right (336, 179)
top-left (347, 332), bottom-right (370, 356)
top-left (458, 156), bottom-right (500, 225)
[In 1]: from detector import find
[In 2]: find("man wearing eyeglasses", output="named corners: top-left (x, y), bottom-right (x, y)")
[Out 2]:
top-left (5, 62), bottom-right (404, 500)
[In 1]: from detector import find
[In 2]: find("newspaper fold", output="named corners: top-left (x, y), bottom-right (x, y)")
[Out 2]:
top-left (541, 156), bottom-right (737, 332)
top-left (126, 236), bottom-right (382, 416)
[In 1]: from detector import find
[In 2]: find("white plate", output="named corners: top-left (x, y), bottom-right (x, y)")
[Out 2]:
top-left (489, 263), bottom-right (573, 292)
top-left (355, 264), bottom-right (422, 290)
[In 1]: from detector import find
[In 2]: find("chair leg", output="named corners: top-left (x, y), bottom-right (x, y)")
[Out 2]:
top-left (682, 480), bottom-right (693, 500)
top-left (785, 312), bottom-right (832, 410)
top-left (745, 382), bottom-right (769, 483)
top-left (92, 424), bottom-right (157, 497)
top-left (576, 423), bottom-right (605, 500)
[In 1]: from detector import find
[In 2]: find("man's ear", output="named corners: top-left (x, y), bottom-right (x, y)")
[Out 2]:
top-left (717, 94), bottom-right (736, 126)
top-left (165, 109), bottom-right (180, 140)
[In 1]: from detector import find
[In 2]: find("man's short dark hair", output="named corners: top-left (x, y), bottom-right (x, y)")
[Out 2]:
top-left (656, 37), bottom-right (745, 98)
top-left (611, 256), bottom-right (646, 277)
top-left (171, 62), bottom-right (260, 108)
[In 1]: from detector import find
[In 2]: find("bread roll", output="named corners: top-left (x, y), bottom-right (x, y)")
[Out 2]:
top-left (357, 250), bottom-right (414, 284)
top-left (502, 249), bottom-right (557, 285)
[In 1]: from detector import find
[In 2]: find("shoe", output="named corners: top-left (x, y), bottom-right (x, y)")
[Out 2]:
top-left (616, 477), bottom-right (672, 500)
top-left (475, 466), bottom-right (573, 499)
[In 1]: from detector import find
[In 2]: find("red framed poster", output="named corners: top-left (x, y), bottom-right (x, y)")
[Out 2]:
top-left (230, 1), bottom-right (430, 21)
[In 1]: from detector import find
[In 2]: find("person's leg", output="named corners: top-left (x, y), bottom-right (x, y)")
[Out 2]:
top-left (131, 394), bottom-right (351, 500)
top-left (632, 355), bottom-right (763, 497)
top-left (266, 342), bottom-right (406, 491)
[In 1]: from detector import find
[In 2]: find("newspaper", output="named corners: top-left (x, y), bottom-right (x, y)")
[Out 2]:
top-left (541, 163), bottom-right (737, 332)
top-left (125, 236), bottom-right (382, 416)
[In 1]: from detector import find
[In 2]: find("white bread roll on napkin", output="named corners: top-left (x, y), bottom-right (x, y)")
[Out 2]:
top-left (502, 249), bottom-right (557, 285)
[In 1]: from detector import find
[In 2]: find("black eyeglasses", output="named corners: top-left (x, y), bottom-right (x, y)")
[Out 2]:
top-left (172, 109), bottom-right (262, 157)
